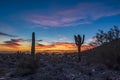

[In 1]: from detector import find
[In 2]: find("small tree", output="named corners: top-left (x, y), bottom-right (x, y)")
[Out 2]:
top-left (90, 26), bottom-right (120, 46)
top-left (110, 26), bottom-right (120, 40)
top-left (107, 31), bottom-right (114, 42)
top-left (96, 30), bottom-right (107, 45)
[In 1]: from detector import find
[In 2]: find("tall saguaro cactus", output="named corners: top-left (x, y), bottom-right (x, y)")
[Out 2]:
top-left (74, 34), bottom-right (85, 62)
top-left (31, 32), bottom-right (35, 57)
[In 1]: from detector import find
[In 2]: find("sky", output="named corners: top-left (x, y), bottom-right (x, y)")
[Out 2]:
top-left (0, 0), bottom-right (120, 53)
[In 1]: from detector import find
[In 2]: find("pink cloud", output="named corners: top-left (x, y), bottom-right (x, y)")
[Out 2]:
top-left (25, 2), bottom-right (120, 27)
top-left (58, 35), bottom-right (68, 41)
top-left (31, 19), bottom-right (60, 26)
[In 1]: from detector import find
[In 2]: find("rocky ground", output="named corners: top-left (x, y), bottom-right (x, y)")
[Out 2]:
top-left (0, 53), bottom-right (120, 80)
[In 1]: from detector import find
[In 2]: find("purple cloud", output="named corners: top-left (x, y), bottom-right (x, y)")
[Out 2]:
top-left (0, 38), bottom-right (35, 48)
top-left (0, 39), bottom-right (23, 48)
top-left (24, 2), bottom-right (120, 27)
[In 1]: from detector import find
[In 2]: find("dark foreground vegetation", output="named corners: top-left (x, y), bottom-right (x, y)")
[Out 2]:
top-left (0, 45), bottom-right (120, 80)
top-left (83, 39), bottom-right (120, 69)
top-left (0, 26), bottom-right (120, 80)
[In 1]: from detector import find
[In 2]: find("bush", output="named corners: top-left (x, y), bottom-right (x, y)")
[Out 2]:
top-left (15, 58), bottom-right (39, 76)
top-left (0, 68), bottom-right (8, 75)
top-left (90, 26), bottom-right (120, 46)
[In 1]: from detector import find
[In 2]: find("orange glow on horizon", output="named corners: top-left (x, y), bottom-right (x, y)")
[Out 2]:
top-left (0, 42), bottom-right (94, 53)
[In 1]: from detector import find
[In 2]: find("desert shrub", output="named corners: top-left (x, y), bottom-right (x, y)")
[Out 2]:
top-left (0, 68), bottom-right (8, 75)
top-left (50, 55), bottom-right (60, 63)
top-left (15, 58), bottom-right (39, 76)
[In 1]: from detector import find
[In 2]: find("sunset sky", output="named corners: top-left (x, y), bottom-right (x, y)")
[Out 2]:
top-left (0, 0), bottom-right (120, 53)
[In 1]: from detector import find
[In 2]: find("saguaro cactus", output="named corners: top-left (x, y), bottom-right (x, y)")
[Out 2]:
top-left (74, 34), bottom-right (85, 62)
top-left (31, 32), bottom-right (35, 57)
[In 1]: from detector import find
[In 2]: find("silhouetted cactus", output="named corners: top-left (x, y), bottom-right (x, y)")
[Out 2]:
top-left (31, 32), bottom-right (35, 57)
top-left (74, 34), bottom-right (85, 62)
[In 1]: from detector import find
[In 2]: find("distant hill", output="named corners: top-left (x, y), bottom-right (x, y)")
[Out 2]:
top-left (83, 39), bottom-right (120, 69)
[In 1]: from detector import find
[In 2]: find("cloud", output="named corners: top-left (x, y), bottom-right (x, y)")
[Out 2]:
top-left (0, 32), bottom-right (18, 37)
top-left (36, 42), bottom-right (76, 50)
top-left (57, 35), bottom-right (68, 41)
top-left (36, 42), bottom-right (94, 52)
top-left (59, 37), bottom-right (68, 41)
top-left (0, 38), bottom-right (94, 52)
top-left (37, 40), bottom-right (43, 42)
top-left (85, 37), bottom-right (101, 46)
top-left (0, 38), bottom-right (44, 48)
top-left (25, 2), bottom-right (120, 27)
top-left (1, 40), bottom-right (21, 48)
top-left (0, 38), bottom-right (27, 48)
top-left (0, 23), bottom-right (16, 33)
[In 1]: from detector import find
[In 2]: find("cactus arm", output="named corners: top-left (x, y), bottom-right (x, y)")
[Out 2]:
top-left (82, 34), bottom-right (85, 44)
top-left (74, 35), bottom-right (78, 46)
top-left (78, 35), bottom-right (81, 44)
